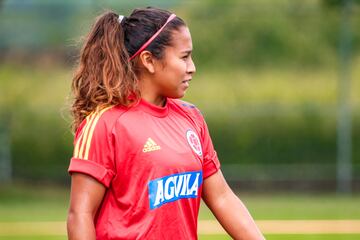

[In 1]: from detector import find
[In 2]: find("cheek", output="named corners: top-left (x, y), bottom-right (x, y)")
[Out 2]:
top-left (170, 60), bottom-right (187, 76)
top-left (158, 59), bottom-right (187, 89)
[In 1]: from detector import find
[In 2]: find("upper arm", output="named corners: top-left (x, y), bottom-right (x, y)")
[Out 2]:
top-left (202, 171), bottom-right (265, 240)
top-left (68, 109), bottom-right (118, 220)
top-left (69, 108), bottom-right (117, 188)
top-left (68, 173), bottom-right (106, 217)
top-left (202, 170), bottom-right (232, 208)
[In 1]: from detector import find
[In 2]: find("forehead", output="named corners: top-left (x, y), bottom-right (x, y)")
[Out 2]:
top-left (168, 26), bottom-right (193, 52)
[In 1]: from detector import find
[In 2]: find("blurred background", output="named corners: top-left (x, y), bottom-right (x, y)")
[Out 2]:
top-left (0, 0), bottom-right (360, 239)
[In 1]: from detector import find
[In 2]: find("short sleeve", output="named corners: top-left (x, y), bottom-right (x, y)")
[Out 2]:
top-left (199, 116), bottom-right (221, 179)
top-left (68, 109), bottom-right (116, 187)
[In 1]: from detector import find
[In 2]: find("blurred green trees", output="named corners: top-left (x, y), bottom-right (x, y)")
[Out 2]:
top-left (1, 0), bottom-right (360, 68)
top-left (0, 0), bottom-right (359, 187)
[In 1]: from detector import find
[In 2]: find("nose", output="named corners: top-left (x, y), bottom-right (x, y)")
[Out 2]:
top-left (187, 57), bottom-right (196, 74)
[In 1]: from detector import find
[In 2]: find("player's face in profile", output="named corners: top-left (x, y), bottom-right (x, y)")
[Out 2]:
top-left (153, 26), bottom-right (196, 99)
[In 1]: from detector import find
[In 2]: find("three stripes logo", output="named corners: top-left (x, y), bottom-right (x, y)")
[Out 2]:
top-left (143, 138), bottom-right (161, 153)
top-left (73, 107), bottom-right (112, 160)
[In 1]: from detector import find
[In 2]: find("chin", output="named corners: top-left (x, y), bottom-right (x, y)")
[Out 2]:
top-left (166, 91), bottom-right (186, 99)
top-left (176, 92), bottom-right (186, 99)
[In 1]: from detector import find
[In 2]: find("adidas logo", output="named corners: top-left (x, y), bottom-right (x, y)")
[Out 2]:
top-left (142, 138), bottom-right (161, 153)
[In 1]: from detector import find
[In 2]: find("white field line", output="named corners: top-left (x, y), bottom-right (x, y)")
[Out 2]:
top-left (0, 220), bottom-right (360, 236)
top-left (199, 220), bottom-right (360, 235)
top-left (0, 221), bottom-right (65, 236)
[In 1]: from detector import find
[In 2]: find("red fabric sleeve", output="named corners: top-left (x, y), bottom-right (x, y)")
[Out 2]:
top-left (173, 99), bottom-right (221, 179)
top-left (68, 110), bottom-right (116, 187)
top-left (176, 102), bottom-right (222, 179)
top-left (200, 117), bottom-right (221, 179)
top-left (68, 158), bottom-right (115, 187)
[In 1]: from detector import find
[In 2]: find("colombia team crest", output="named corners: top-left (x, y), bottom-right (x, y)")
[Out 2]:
top-left (186, 129), bottom-right (202, 156)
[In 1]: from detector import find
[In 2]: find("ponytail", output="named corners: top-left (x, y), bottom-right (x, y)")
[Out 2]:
top-left (71, 11), bottom-right (139, 132)
top-left (71, 8), bottom-right (186, 132)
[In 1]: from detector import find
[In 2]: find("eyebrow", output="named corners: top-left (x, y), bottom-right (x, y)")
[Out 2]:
top-left (181, 50), bottom-right (192, 54)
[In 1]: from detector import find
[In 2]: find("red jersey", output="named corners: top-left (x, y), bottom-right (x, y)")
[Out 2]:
top-left (68, 98), bottom-right (220, 240)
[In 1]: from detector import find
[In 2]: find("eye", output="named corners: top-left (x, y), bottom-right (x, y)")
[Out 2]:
top-left (181, 54), bottom-right (190, 60)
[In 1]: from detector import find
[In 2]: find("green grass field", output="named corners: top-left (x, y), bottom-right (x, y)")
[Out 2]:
top-left (1, 184), bottom-right (360, 239)
top-left (1, 62), bottom-right (360, 239)
top-left (1, 235), bottom-right (359, 240)
top-left (200, 235), bottom-right (360, 240)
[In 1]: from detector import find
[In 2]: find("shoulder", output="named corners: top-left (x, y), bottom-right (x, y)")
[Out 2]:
top-left (168, 98), bottom-right (205, 124)
top-left (98, 105), bottom-right (128, 124)
top-left (75, 105), bottom-right (128, 139)
top-left (169, 99), bottom-right (201, 114)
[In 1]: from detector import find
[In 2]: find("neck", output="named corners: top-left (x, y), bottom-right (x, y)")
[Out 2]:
top-left (142, 93), bottom-right (166, 107)
top-left (139, 75), bottom-right (166, 107)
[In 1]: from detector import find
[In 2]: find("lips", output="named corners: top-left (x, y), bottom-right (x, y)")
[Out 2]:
top-left (182, 79), bottom-right (191, 88)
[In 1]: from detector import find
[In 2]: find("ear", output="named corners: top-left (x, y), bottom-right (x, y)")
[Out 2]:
top-left (139, 51), bottom-right (156, 74)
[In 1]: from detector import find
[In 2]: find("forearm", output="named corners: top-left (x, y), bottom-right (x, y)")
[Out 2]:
top-left (208, 191), bottom-right (264, 240)
top-left (67, 211), bottom-right (96, 240)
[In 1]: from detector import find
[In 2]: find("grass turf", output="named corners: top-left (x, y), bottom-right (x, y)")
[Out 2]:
top-left (1, 235), bottom-right (360, 240)
top-left (199, 192), bottom-right (360, 220)
top-left (1, 184), bottom-right (360, 239)
top-left (2, 184), bottom-right (360, 221)
top-left (201, 235), bottom-right (360, 240)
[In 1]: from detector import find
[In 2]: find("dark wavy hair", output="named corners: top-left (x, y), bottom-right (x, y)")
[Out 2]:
top-left (71, 7), bottom-right (185, 131)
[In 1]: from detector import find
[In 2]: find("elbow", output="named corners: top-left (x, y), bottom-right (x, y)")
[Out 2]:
top-left (67, 209), bottom-right (96, 239)
top-left (204, 187), bottom-right (232, 212)
top-left (67, 210), bottom-right (77, 235)
top-left (67, 209), bottom-right (90, 233)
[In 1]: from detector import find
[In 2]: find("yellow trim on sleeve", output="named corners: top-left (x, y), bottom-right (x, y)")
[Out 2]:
top-left (74, 114), bottom-right (93, 158)
top-left (78, 113), bottom-right (97, 159)
top-left (83, 107), bottom-right (111, 160)
top-left (73, 129), bottom-right (84, 158)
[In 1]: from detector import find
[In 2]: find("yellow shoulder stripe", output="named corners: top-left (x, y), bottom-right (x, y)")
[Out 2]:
top-left (83, 107), bottom-right (111, 160)
top-left (73, 113), bottom-right (96, 158)
top-left (73, 106), bottom-right (112, 159)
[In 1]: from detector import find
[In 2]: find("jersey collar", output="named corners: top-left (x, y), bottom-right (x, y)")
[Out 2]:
top-left (137, 98), bottom-right (169, 117)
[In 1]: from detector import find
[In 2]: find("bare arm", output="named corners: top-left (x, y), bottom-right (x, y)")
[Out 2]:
top-left (67, 173), bottom-right (106, 240)
top-left (202, 170), bottom-right (265, 240)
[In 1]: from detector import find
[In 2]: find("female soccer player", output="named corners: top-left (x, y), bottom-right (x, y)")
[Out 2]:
top-left (67, 7), bottom-right (264, 240)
